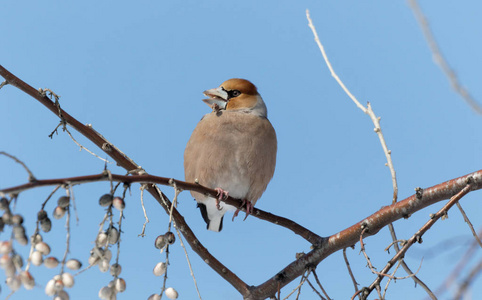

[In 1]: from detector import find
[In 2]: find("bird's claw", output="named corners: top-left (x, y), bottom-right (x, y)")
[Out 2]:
top-left (232, 199), bottom-right (253, 221)
top-left (214, 188), bottom-right (228, 211)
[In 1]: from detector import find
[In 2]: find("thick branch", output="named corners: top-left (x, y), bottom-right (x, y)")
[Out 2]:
top-left (0, 173), bottom-right (323, 246)
top-left (363, 178), bottom-right (474, 298)
top-left (248, 170), bottom-right (482, 299)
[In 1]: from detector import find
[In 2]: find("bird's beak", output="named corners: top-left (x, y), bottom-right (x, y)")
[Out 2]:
top-left (202, 87), bottom-right (228, 110)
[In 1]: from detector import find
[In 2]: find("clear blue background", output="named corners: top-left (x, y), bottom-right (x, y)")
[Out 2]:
top-left (1, 1), bottom-right (481, 299)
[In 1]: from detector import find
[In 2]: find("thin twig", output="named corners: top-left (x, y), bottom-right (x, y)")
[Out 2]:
top-left (114, 209), bottom-right (124, 280)
top-left (408, 0), bottom-right (482, 115)
top-left (311, 269), bottom-right (331, 300)
top-left (0, 80), bottom-right (8, 89)
top-left (294, 271), bottom-right (307, 300)
top-left (343, 248), bottom-right (360, 299)
top-left (60, 196), bottom-right (71, 274)
top-left (382, 260), bottom-right (402, 299)
top-left (455, 202), bottom-right (482, 248)
top-left (159, 246), bottom-right (170, 300)
top-left (305, 278), bottom-right (325, 299)
top-left (282, 270), bottom-right (310, 300)
top-left (174, 227), bottom-right (203, 300)
top-left (305, 10), bottom-right (398, 203)
top-left (384, 239), bottom-right (407, 252)
top-left (41, 185), bottom-right (62, 210)
top-left (387, 223), bottom-right (436, 299)
top-left (167, 182), bottom-right (180, 231)
top-left (64, 126), bottom-right (110, 163)
top-left (138, 184), bottom-right (149, 237)
top-left (359, 228), bottom-right (381, 277)
top-left (0, 151), bottom-right (36, 181)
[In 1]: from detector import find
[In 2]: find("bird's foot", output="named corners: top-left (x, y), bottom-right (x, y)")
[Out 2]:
top-left (214, 188), bottom-right (228, 210)
top-left (232, 199), bottom-right (253, 221)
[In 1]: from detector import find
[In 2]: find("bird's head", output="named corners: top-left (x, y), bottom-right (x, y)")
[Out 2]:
top-left (203, 78), bottom-right (268, 117)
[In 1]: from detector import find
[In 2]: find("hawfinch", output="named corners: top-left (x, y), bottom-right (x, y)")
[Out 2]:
top-left (184, 79), bottom-right (277, 232)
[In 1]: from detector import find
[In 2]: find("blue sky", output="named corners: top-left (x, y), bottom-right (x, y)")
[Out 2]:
top-left (1, 1), bottom-right (482, 299)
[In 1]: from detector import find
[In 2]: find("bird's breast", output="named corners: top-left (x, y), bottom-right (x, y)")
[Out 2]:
top-left (184, 111), bottom-right (277, 203)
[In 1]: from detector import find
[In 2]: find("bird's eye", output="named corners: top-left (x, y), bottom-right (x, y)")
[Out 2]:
top-left (229, 90), bottom-right (241, 99)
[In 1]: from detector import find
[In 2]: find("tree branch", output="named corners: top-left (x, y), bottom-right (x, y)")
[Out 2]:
top-left (248, 171), bottom-right (482, 299)
top-left (0, 173), bottom-right (323, 246)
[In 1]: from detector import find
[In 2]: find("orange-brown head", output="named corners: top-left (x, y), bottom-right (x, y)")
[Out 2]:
top-left (203, 78), bottom-right (268, 117)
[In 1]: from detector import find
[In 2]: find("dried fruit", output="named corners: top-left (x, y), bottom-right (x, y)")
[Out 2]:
top-left (11, 214), bottom-right (24, 225)
top-left (114, 278), bottom-right (126, 293)
top-left (54, 290), bottom-right (70, 300)
top-left (154, 235), bottom-right (167, 249)
top-left (110, 263), bottom-right (122, 276)
top-left (165, 287), bottom-right (178, 299)
top-left (31, 251), bottom-right (43, 266)
top-left (112, 197), bottom-right (125, 211)
top-left (53, 206), bottom-right (66, 219)
top-left (35, 241), bottom-right (51, 255)
top-left (98, 286), bottom-right (114, 299)
top-left (40, 217), bottom-right (52, 232)
top-left (99, 194), bottom-right (113, 207)
top-left (37, 210), bottom-right (48, 221)
top-left (153, 262), bottom-right (166, 276)
top-left (6, 275), bottom-right (21, 291)
top-left (98, 258), bottom-right (110, 273)
top-left (57, 196), bottom-right (70, 208)
top-left (45, 278), bottom-right (56, 296)
top-left (2, 212), bottom-right (13, 225)
top-left (107, 226), bottom-right (119, 245)
top-left (0, 197), bottom-right (9, 210)
top-left (44, 257), bottom-right (59, 268)
top-left (19, 270), bottom-right (35, 290)
top-left (0, 241), bottom-right (12, 254)
top-left (61, 272), bottom-right (74, 288)
top-left (66, 259), bottom-right (82, 270)
top-left (165, 231), bottom-right (175, 245)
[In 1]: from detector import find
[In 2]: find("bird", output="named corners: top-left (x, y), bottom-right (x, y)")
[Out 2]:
top-left (184, 78), bottom-right (277, 232)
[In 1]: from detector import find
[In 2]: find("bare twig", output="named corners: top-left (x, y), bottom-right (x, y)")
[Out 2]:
top-left (0, 80), bottom-right (8, 89)
top-left (387, 224), bottom-right (436, 299)
top-left (306, 9), bottom-right (398, 203)
top-left (60, 198), bottom-right (72, 274)
top-left (408, 0), bottom-right (482, 115)
top-left (359, 228), bottom-right (380, 277)
top-left (0, 151), bottom-right (36, 181)
top-left (64, 125), bottom-right (110, 163)
top-left (455, 202), bottom-right (482, 248)
top-left (174, 227), bottom-right (203, 300)
top-left (311, 269), bottom-right (330, 300)
top-left (343, 248), bottom-right (360, 299)
top-left (282, 270), bottom-right (310, 300)
top-left (138, 184), bottom-right (149, 237)
top-left (363, 178), bottom-right (474, 298)
top-left (304, 278), bottom-right (325, 300)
